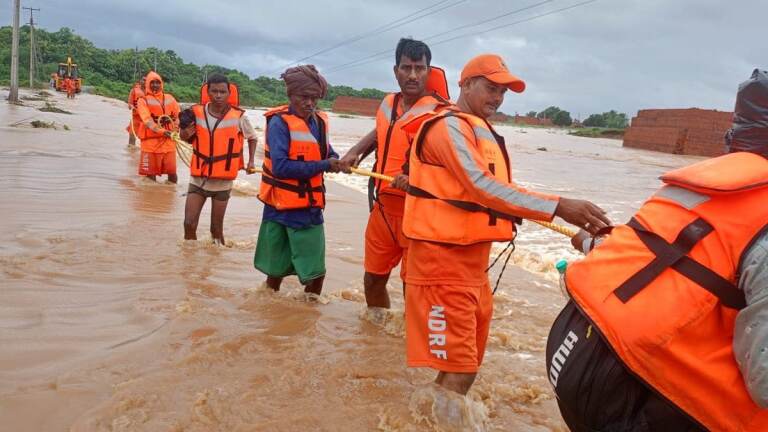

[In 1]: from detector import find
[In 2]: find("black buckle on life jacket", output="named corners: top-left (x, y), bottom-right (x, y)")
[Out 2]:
top-left (614, 217), bottom-right (745, 310)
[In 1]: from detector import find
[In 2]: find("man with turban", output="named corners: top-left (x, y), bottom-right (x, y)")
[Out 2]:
top-left (255, 65), bottom-right (351, 296)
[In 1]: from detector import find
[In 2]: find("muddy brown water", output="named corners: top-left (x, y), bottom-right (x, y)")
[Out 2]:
top-left (0, 90), bottom-right (704, 431)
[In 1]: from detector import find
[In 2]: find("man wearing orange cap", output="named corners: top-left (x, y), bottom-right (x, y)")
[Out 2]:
top-left (402, 54), bottom-right (611, 399)
top-left (340, 38), bottom-right (451, 312)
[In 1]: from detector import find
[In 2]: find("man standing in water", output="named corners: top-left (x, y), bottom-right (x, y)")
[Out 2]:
top-left (402, 54), bottom-right (610, 406)
top-left (136, 71), bottom-right (180, 183)
top-left (255, 65), bottom-right (351, 295)
top-left (127, 76), bottom-right (145, 146)
top-left (340, 38), bottom-right (450, 312)
top-left (546, 69), bottom-right (768, 432)
top-left (179, 73), bottom-right (258, 245)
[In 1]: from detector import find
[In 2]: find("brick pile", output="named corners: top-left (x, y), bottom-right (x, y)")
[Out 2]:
top-left (623, 108), bottom-right (733, 156)
top-left (331, 96), bottom-right (381, 117)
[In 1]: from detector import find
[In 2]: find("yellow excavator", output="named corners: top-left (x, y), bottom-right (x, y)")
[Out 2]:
top-left (54, 57), bottom-right (82, 93)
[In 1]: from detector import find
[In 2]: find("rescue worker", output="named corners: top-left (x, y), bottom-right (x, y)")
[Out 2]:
top-left (254, 65), bottom-right (351, 295)
top-left (66, 76), bottom-right (76, 99)
top-left (546, 69), bottom-right (768, 432)
top-left (136, 71), bottom-right (180, 183)
top-left (178, 73), bottom-right (258, 245)
top-left (127, 77), bottom-right (145, 146)
top-left (402, 54), bottom-right (610, 400)
top-left (340, 38), bottom-right (451, 310)
top-left (63, 77), bottom-right (73, 99)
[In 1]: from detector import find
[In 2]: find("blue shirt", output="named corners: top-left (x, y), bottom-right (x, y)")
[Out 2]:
top-left (262, 108), bottom-right (338, 229)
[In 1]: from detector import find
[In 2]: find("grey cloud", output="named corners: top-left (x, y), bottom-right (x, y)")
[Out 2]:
top-left (2, 0), bottom-right (763, 117)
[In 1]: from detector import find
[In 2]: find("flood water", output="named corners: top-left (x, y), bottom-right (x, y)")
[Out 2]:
top-left (0, 90), bottom-right (704, 431)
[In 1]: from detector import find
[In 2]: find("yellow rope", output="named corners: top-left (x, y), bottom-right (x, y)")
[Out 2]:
top-left (129, 108), bottom-right (138, 141)
top-left (350, 167), bottom-right (576, 238)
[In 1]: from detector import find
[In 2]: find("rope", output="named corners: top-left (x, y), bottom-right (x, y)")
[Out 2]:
top-left (350, 167), bottom-right (576, 238)
top-left (129, 108), bottom-right (138, 141)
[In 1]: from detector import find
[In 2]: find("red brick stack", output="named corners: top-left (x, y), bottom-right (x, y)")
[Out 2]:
top-left (623, 108), bottom-right (733, 156)
top-left (331, 96), bottom-right (381, 117)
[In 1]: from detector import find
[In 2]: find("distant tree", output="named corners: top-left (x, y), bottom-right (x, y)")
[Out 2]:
top-left (583, 113), bottom-right (606, 127)
top-left (603, 110), bottom-right (629, 129)
top-left (525, 110), bottom-right (537, 118)
top-left (537, 106), bottom-right (562, 120)
top-left (582, 110), bottom-right (629, 129)
top-left (553, 110), bottom-right (573, 126)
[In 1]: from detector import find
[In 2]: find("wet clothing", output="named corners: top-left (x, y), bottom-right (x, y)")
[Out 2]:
top-left (136, 71), bottom-right (180, 154)
top-left (364, 194), bottom-right (408, 278)
top-left (403, 109), bottom-right (559, 373)
top-left (253, 220), bottom-right (326, 283)
top-left (187, 183), bottom-right (230, 201)
top-left (406, 281), bottom-right (493, 373)
top-left (261, 108), bottom-right (338, 229)
top-left (139, 150), bottom-right (176, 176)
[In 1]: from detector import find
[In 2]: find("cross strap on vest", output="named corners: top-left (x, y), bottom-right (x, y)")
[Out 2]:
top-left (407, 111), bottom-right (521, 226)
top-left (190, 105), bottom-right (244, 179)
top-left (258, 108), bottom-right (329, 210)
top-left (616, 217), bottom-right (746, 310)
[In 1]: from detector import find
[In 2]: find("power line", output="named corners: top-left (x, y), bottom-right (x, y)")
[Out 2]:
top-left (323, 0), bottom-right (555, 74)
top-left (271, 0), bottom-right (467, 75)
top-left (431, 0), bottom-right (598, 46)
top-left (324, 0), bottom-right (598, 76)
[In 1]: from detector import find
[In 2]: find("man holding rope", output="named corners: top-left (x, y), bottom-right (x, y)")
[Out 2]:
top-left (401, 54), bottom-right (610, 405)
top-left (136, 71), bottom-right (180, 183)
top-left (255, 65), bottom-right (351, 296)
top-left (340, 38), bottom-right (451, 311)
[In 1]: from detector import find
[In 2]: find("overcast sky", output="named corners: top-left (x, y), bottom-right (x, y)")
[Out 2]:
top-left (2, 0), bottom-right (763, 118)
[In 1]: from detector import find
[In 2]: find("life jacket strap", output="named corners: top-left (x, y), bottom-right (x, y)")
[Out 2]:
top-left (615, 217), bottom-right (745, 309)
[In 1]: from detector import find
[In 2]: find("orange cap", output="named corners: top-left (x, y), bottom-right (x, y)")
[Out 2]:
top-left (459, 54), bottom-right (525, 93)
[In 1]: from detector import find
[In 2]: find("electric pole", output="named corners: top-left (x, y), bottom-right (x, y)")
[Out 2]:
top-left (9, 0), bottom-right (21, 102)
top-left (23, 7), bottom-right (41, 89)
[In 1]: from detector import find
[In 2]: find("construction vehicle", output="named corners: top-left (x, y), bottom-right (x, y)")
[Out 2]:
top-left (54, 57), bottom-right (82, 93)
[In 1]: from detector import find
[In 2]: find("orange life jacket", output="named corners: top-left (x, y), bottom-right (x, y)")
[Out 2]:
top-left (189, 104), bottom-right (245, 180)
top-left (566, 151), bottom-right (768, 432)
top-left (200, 82), bottom-right (240, 107)
top-left (403, 109), bottom-right (518, 245)
top-left (139, 93), bottom-right (178, 139)
top-left (258, 105), bottom-right (330, 210)
top-left (373, 92), bottom-right (450, 198)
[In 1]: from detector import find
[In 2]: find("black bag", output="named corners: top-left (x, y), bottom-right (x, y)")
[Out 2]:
top-left (726, 69), bottom-right (768, 157)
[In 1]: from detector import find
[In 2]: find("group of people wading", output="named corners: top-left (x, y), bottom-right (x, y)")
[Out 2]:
top-left (126, 38), bottom-right (768, 430)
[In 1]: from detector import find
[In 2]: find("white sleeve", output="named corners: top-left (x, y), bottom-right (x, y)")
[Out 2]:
top-left (240, 114), bottom-right (258, 140)
top-left (733, 231), bottom-right (768, 408)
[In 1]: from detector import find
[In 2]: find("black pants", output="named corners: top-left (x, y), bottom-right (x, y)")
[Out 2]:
top-left (545, 302), bottom-right (705, 432)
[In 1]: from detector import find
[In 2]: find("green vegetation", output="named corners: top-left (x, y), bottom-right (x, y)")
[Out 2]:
top-left (0, 26), bottom-right (387, 108)
top-left (568, 127), bottom-right (625, 139)
top-left (536, 106), bottom-right (573, 126)
top-left (582, 110), bottom-right (628, 129)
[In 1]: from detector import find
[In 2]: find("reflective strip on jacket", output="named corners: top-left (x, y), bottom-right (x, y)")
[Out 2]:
top-left (258, 105), bottom-right (330, 210)
top-left (189, 104), bottom-right (245, 180)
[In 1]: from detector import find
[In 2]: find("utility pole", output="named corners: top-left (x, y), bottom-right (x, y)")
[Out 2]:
top-left (153, 50), bottom-right (157, 72)
top-left (23, 7), bottom-right (41, 89)
top-left (9, 0), bottom-right (21, 102)
top-left (133, 46), bottom-right (138, 81)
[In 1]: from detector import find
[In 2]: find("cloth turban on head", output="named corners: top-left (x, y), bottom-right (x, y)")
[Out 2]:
top-left (281, 65), bottom-right (328, 98)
